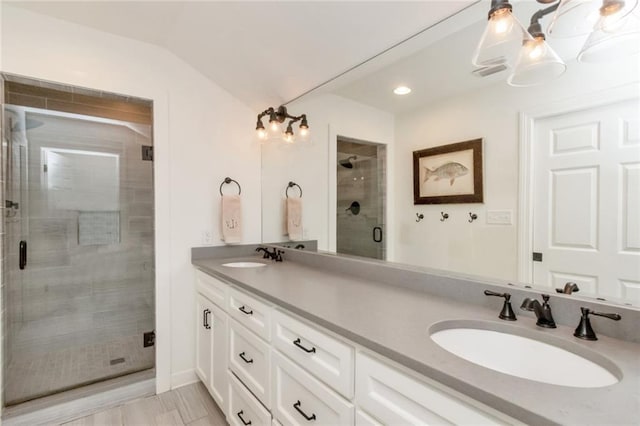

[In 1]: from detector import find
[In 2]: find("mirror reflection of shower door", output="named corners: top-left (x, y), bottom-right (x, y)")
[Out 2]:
top-left (337, 137), bottom-right (386, 260)
top-left (3, 99), bottom-right (155, 405)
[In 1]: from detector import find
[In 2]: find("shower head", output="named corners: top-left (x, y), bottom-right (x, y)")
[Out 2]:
top-left (339, 155), bottom-right (357, 169)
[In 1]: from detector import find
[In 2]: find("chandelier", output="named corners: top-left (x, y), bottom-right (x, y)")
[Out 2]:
top-left (472, 0), bottom-right (640, 87)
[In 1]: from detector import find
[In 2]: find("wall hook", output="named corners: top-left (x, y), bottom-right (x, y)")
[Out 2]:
top-left (416, 213), bottom-right (424, 222)
top-left (440, 212), bottom-right (449, 222)
top-left (468, 212), bottom-right (478, 223)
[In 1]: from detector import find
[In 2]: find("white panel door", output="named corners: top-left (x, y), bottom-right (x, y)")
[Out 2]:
top-left (533, 98), bottom-right (640, 303)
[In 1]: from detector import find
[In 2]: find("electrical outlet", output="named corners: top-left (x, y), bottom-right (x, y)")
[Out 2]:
top-left (202, 230), bottom-right (213, 245)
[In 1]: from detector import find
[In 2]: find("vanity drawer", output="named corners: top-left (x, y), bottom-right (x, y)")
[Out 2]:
top-left (355, 410), bottom-right (382, 426)
top-left (272, 350), bottom-right (354, 426)
top-left (229, 318), bottom-right (272, 408)
top-left (272, 309), bottom-right (354, 398)
top-left (356, 352), bottom-right (509, 426)
top-left (228, 370), bottom-right (271, 426)
top-left (229, 286), bottom-right (272, 341)
top-left (196, 269), bottom-right (228, 310)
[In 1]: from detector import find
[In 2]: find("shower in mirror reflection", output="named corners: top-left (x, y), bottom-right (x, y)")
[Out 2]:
top-left (473, 0), bottom-right (640, 86)
top-left (337, 138), bottom-right (386, 260)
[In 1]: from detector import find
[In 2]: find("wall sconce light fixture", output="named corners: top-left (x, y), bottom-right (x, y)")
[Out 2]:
top-left (473, 0), bottom-right (640, 87)
top-left (256, 105), bottom-right (309, 143)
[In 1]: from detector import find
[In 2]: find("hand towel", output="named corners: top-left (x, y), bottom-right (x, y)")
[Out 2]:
top-left (286, 196), bottom-right (303, 240)
top-left (221, 194), bottom-right (242, 243)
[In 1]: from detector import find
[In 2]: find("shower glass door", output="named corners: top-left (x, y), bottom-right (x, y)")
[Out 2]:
top-left (2, 78), bottom-right (155, 405)
top-left (336, 137), bottom-right (386, 260)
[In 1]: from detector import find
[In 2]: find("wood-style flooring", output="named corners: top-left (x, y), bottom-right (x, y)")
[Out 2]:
top-left (61, 382), bottom-right (227, 426)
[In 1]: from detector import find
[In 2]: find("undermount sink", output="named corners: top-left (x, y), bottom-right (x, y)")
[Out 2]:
top-left (221, 262), bottom-right (266, 268)
top-left (430, 321), bottom-right (620, 388)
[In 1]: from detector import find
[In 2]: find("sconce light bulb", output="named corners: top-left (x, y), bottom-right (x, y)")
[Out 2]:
top-left (300, 127), bottom-right (308, 137)
top-left (257, 128), bottom-right (267, 139)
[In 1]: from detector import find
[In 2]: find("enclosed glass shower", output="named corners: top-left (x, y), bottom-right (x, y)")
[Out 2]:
top-left (336, 137), bottom-right (386, 260)
top-left (1, 76), bottom-right (155, 405)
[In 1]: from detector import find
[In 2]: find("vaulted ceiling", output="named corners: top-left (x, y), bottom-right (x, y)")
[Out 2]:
top-left (6, 1), bottom-right (476, 111)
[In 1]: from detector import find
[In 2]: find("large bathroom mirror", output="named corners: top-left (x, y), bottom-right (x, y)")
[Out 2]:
top-left (261, 1), bottom-right (640, 307)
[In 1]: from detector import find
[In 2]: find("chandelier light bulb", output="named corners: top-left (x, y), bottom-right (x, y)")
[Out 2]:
top-left (472, 1), bottom-right (531, 67)
top-left (526, 38), bottom-right (547, 60)
top-left (299, 127), bottom-right (308, 137)
top-left (491, 8), bottom-right (514, 35)
top-left (270, 121), bottom-right (280, 132)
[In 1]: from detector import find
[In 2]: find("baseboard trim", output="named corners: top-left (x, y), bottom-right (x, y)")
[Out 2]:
top-left (170, 369), bottom-right (199, 389)
top-left (2, 377), bottom-right (154, 426)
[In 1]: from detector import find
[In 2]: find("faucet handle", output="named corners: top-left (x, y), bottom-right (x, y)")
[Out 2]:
top-left (556, 282), bottom-right (580, 294)
top-left (574, 307), bottom-right (621, 341)
top-left (484, 290), bottom-right (517, 321)
top-left (542, 294), bottom-right (550, 304)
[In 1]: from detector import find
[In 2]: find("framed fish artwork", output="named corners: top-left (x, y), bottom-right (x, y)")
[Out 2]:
top-left (412, 138), bottom-right (483, 204)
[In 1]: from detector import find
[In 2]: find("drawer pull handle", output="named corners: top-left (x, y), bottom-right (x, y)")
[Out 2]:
top-left (239, 352), bottom-right (254, 364)
top-left (239, 305), bottom-right (253, 315)
top-left (203, 309), bottom-right (211, 330)
top-left (293, 400), bottom-right (316, 421)
top-left (237, 410), bottom-right (252, 425)
top-left (293, 338), bottom-right (316, 353)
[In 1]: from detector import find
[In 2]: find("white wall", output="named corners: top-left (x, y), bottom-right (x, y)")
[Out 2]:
top-left (261, 94), bottom-right (394, 253)
top-left (1, 5), bottom-right (262, 393)
top-left (394, 58), bottom-right (640, 281)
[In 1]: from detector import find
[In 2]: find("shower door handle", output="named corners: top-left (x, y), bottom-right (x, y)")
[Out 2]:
top-left (19, 240), bottom-right (27, 270)
top-left (372, 227), bottom-right (382, 243)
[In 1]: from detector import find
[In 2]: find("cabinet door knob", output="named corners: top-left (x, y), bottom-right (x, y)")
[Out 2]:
top-left (293, 400), bottom-right (316, 421)
top-left (293, 338), bottom-right (316, 353)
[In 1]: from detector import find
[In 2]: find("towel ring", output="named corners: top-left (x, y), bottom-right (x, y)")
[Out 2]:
top-left (219, 177), bottom-right (241, 196)
top-left (286, 181), bottom-right (303, 198)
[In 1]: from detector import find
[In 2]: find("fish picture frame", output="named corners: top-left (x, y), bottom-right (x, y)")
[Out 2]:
top-left (413, 138), bottom-right (483, 204)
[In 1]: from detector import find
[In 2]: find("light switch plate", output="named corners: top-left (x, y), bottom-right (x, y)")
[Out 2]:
top-left (487, 210), bottom-right (513, 225)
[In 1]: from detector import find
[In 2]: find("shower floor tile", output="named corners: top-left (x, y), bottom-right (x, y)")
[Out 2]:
top-left (5, 334), bottom-right (154, 405)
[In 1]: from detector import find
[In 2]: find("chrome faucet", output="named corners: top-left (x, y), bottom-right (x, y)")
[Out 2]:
top-left (520, 294), bottom-right (556, 328)
top-left (556, 282), bottom-right (580, 294)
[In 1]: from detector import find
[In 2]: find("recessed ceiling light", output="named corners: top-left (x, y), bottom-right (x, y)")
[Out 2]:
top-left (393, 86), bottom-right (412, 95)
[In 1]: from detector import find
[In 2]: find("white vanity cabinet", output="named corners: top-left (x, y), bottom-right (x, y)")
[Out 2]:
top-left (229, 317), bottom-right (272, 408)
top-left (355, 352), bottom-right (511, 425)
top-left (272, 350), bottom-right (354, 426)
top-left (195, 267), bottom-right (518, 426)
top-left (272, 309), bottom-right (354, 398)
top-left (195, 271), bottom-right (230, 417)
top-left (228, 370), bottom-right (272, 426)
